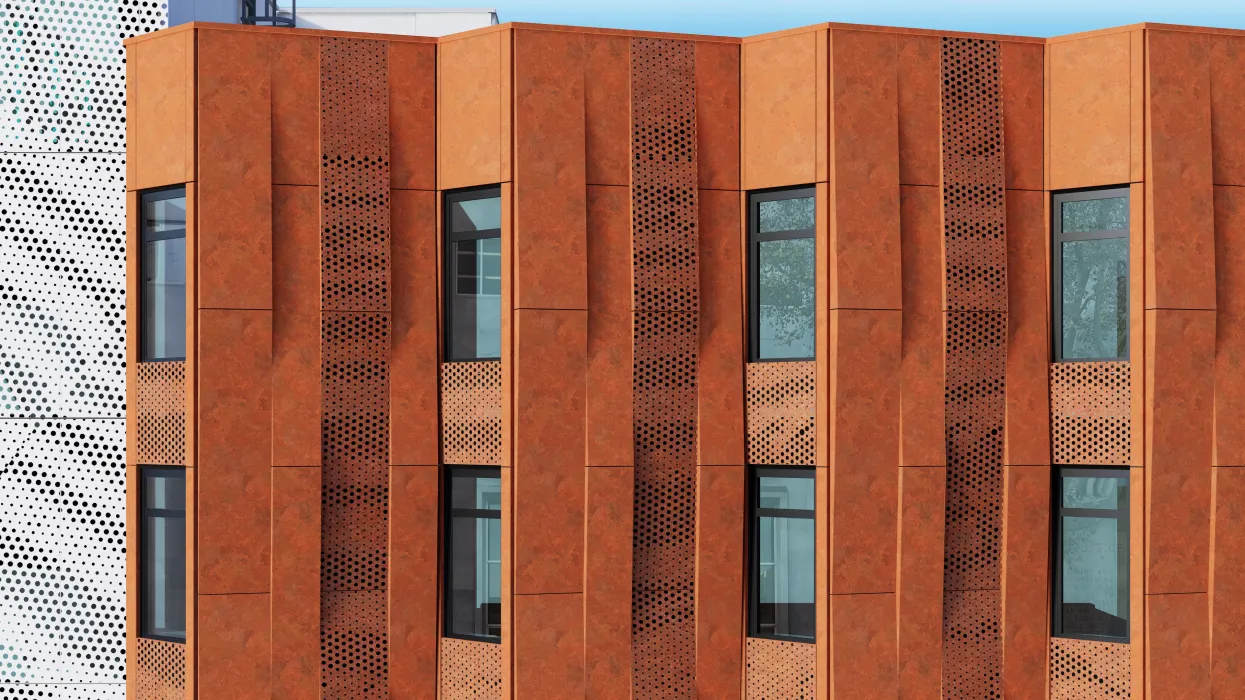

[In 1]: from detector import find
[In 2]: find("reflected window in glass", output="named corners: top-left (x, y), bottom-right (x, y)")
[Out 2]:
top-left (749, 467), bottom-right (815, 642)
top-left (141, 467), bottom-right (186, 642)
top-left (1054, 188), bottom-right (1129, 361)
top-left (141, 187), bottom-right (187, 362)
top-left (445, 187), bottom-right (502, 362)
top-left (1053, 467), bottom-right (1130, 642)
top-left (445, 467), bottom-right (502, 642)
top-left (750, 188), bottom-right (816, 361)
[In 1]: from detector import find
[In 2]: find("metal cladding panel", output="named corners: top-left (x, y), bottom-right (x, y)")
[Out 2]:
top-left (135, 637), bottom-right (187, 700)
top-left (744, 362), bottom-right (816, 466)
top-left (744, 637), bottom-right (816, 699)
top-left (1050, 637), bottom-right (1131, 699)
top-left (1050, 362), bottom-right (1131, 465)
top-left (440, 361), bottom-right (503, 465)
top-left (940, 37), bottom-right (1007, 700)
top-left (439, 637), bottom-right (502, 699)
top-left (630, 37), bottom-right (700, 698)
top-left (136, 361), bottom-right (187, 465)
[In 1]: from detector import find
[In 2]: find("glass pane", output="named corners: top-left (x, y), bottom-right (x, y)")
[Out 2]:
top-left (758, 196), bottom-right (814, 233)
top-left (142, 470), bottom-right (186, 641)
top-left (450, 196), bottom-right (501, 233)
top-left (144, 194), bottom-right (187, 234)
top-left (142, 235), bottom-right (187, 361)
top-left (1063, 475), bottom-right (1128, 511)
top-left (757, 237), bottom-right (815, 360)
top-left (758, 475), bottom-right (815, 512)
top-left (1061, 238), bottom-right (1128, 360)
top-left (448, 237), bottom-right (502, 360)
top-left (448, 512), bottom-right (502, 639)
top-left (451, 474), bottom-right (502, 511)
top-left (1062, 515), bottom-right (1129, 638)
top-left (756, 516), bottom-right (815, 639)
top-left (1062, 197), bottom-right (1128, 234)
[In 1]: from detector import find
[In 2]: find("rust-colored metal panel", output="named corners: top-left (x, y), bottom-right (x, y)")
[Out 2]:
top-left (900, 184), bottom-right (946, 467)
top-left (135, 637), bottom-right (186, 700)
top-left (1211, 36), bottom-right (1245, 187)
top-left (585, 34), bottom-right (631, 187)
top-left (513, 593), bottom-right (586, 696)
top-left (698, 189), bottom-right (745, 466)
top-left (197, 28), bottom-right (273, 311)
top-left (942, 589), bottom-right (1001, 698)
top-left (744, 637), bottom-right (815, 699)
top-left (439, 30), bottom-right (507, 190)
top-left (897, 35), bottom-right (941, 187)
top-left (741, 31), bottom-right (819, 190)
top-left (1049, 637), bottom-right (1130, 700)
top-left (390, 41), bottom-right (437, 191)
top-left (829, 29), bottom-right (901, 311)
top-left (585, 467), bottom-right (634, 699)
top-left (390, 189), bottom-right (440, 466)
top-left (897, 467), bottom-right (946, 700)
top-left (999, 465), bottom-right (1050, 699)
top-left (196, 309), bottom-right (272, 594)
top-left (1216, 186), bottom-right (1245, 465)
top-left (1146, 29), bottom-right (1216, 312)
top-left (132, 28), bottom-right (193, 191)
top-left (1212, 467), bottom-right (1245, 698)
top-left (271, 35), bottom-right (320, 187)
top-left (196, 592), bottom-right (272, 700)
top-left (1147, 592), bottom-right (1212, 698)
top-left (440, 637), bottom-right (502, 699)
top-left (389, 466), bottom-right (440, 699)
top-left (586, 185), bottom-right (635, 467)
top-left (1145, 309), bottom-right (1213, 595)
top-left (1050, 362), bottom-right (1131, 465)
top-left (696, 40), bottom-right (740, 191)
top-left (828, 593), bottom-right (898, 699)
top-left (999, 41), bottom-right (1044, 191)
top-left (1048, 32), bottom-right (1132, 190)
top-left (441, 361), bottom-right (503, 465)
top-left (136, 361), bottom-right (187, 466)
top-left (1005, 189), bottom-right (1050, 466)
top-left (745, 362), bottom-right (815, 466)
top-left (512, 309), bottom-right (586, 594)
top-left (695, 465), bottom-right (744, 699)
top-left (272, 185), bottom-right (322, 467)
top-left (271, 466), bottom-right (321, 700)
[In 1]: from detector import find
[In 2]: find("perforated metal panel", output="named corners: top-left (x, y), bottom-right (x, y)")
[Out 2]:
top-left (1050, 362), bottom-right (1131, 465)
top-left (744, 637), bottom-right (815, 699)
top-left (1050, 637), bottom-right (1131, 699)
top-left (134, 638), bottom-right (186, 700)
top-left (440, 361), bottom-right (502, 465)
top-left (439, 637), bottom-right (502, 699)
top-left (744, 362), bottom-right (815, 465)
top-left (630, 37), bottom-right (700, 699)
top-left (135, 361), bottom-right (186, 465)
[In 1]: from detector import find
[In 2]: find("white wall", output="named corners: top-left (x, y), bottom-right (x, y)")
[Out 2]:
top-left (296, 8), bottom-right (498, 36)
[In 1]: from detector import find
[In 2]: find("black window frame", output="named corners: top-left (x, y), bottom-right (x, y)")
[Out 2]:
top-left (748, 186), bottom-right (817, 363)
top-left (1052, 185), bottom-right (1130, 362)
top-left (748, 465), bottom-right (816, 643)
top-left (139, 465), bottom-right (187, 644)
top-left (443, 465), bottom-right (503, 644)
top-left (443, 185), bottom-right (503, 364)
top-left (139, 185), bottom-right (188, 363)
top-left (1052, 466), bottom-right (1130, 644)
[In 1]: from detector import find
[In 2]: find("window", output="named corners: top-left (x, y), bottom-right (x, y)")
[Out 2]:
top-left (445, 187), bottom-right (502, 362)
top-left (749, 467), bottom-right (815, 642)
top-left (141, 467), bottom-right (187, 642)
top-left (1053, 467), bottom-right (1129, 643)
top-left (1053, 187), bottom-right (1129, 361)
top-left (749, 187), bottom-right (816, 361)
top-left (140, 187), bottom-right (188, 362)
top-left (445, 467), bottom-right (502, 642)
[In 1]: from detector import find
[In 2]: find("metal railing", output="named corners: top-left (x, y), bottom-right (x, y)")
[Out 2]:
top-left (241, 0), bottom-right (295, 27)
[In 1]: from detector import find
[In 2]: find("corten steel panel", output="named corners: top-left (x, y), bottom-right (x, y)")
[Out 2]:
top-left (514, 29), bottom-right (588, 311)
top-left (827, 593), bottom-right (898, 699)
top-left (135, 637), bottom-right (187, 700)
top-left (131, 29), bottom-right (193, 191)
top-left (828, 29), bottom-right (901, 311)
top-left (744, 638), bottom-right (815, 699)
top-left (897, 35), bottom-right (941, 187)
top-left (999, 42), bottom-right (1044, 191)
top-left (1212, 468), bottom-right (1245, 698)
top-left (1212, 37), bottom-right (1245, 187)
top-left (1047, 32), bottom-right (1133, 190)
top-left (512, 309), bottom-right (587, 594)
top-left (695, 465), bottom-right (744, 699)
top-left (587, 185), bottom-right (635, 467)
top-left (389, 41), bottom-right (437, 191)
top-left (1147, 592), bottom-right (1212, 699)
top-left (513, 593), bottom-right (587, 696)
top-left (196, 308), bottom-right (272, 594)
top-left (389, 466), bottom-right (440, 698)
top-left (585, 467), bottom-right (634, 699)
top-left (584, 34), bottom-right (631, 187)
top-left (697, 189), bottom-right (745, 466)
top-left (197, 592), bottom-right (272, 700)
top-left (438, 30), bottom-right (508, 190)
top-left (630, 36), bottom-right (701, 698)
top-left (272, 185), bottom-right (323, 467)
top-left (999, 465), bottom-right (1051, 699)
top-left (1216, 186), bottom-right (1245, 465)
top-left (271, 466), bottom-right (322, 700)
top-left (1145, 309), bottom-right (1213, 594)
top-left (136, 361), bottom-right (187, 465)
top-left (1004, 189), bottom-right (1051, 466)
top-left (942, 589), bottom-right (1002, 698)
top-left (1145, 29), bottom-right (1216, 311)
top-left (695, 40), bottom-right (741, 191)
top-left (196, 28), bottom-right (273, 311)
top-left (900, 185), bottom-right (946, 466)
top-left (741, 31), bottom-right (819, 190)
top-left (441, 361), bottom-right (503, 465)
top-left (897, 467), bottom-right (946, 700)
top-left (271, 35), bottom-right (320, 187)
top-left (1049, 638), bottom-right (1131, 700)
top-left (440, 637), bottom-right (503, 699)
top-left (1050, 362), bottom-right (1131, 465)
top-left (390, 189), bottom-right (440, 466)
top-left (744, 363), bottom-right (815, 466)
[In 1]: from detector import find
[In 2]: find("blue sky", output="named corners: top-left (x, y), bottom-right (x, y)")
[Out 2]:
top-left (299, 0), bottom-right (1245, 37)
